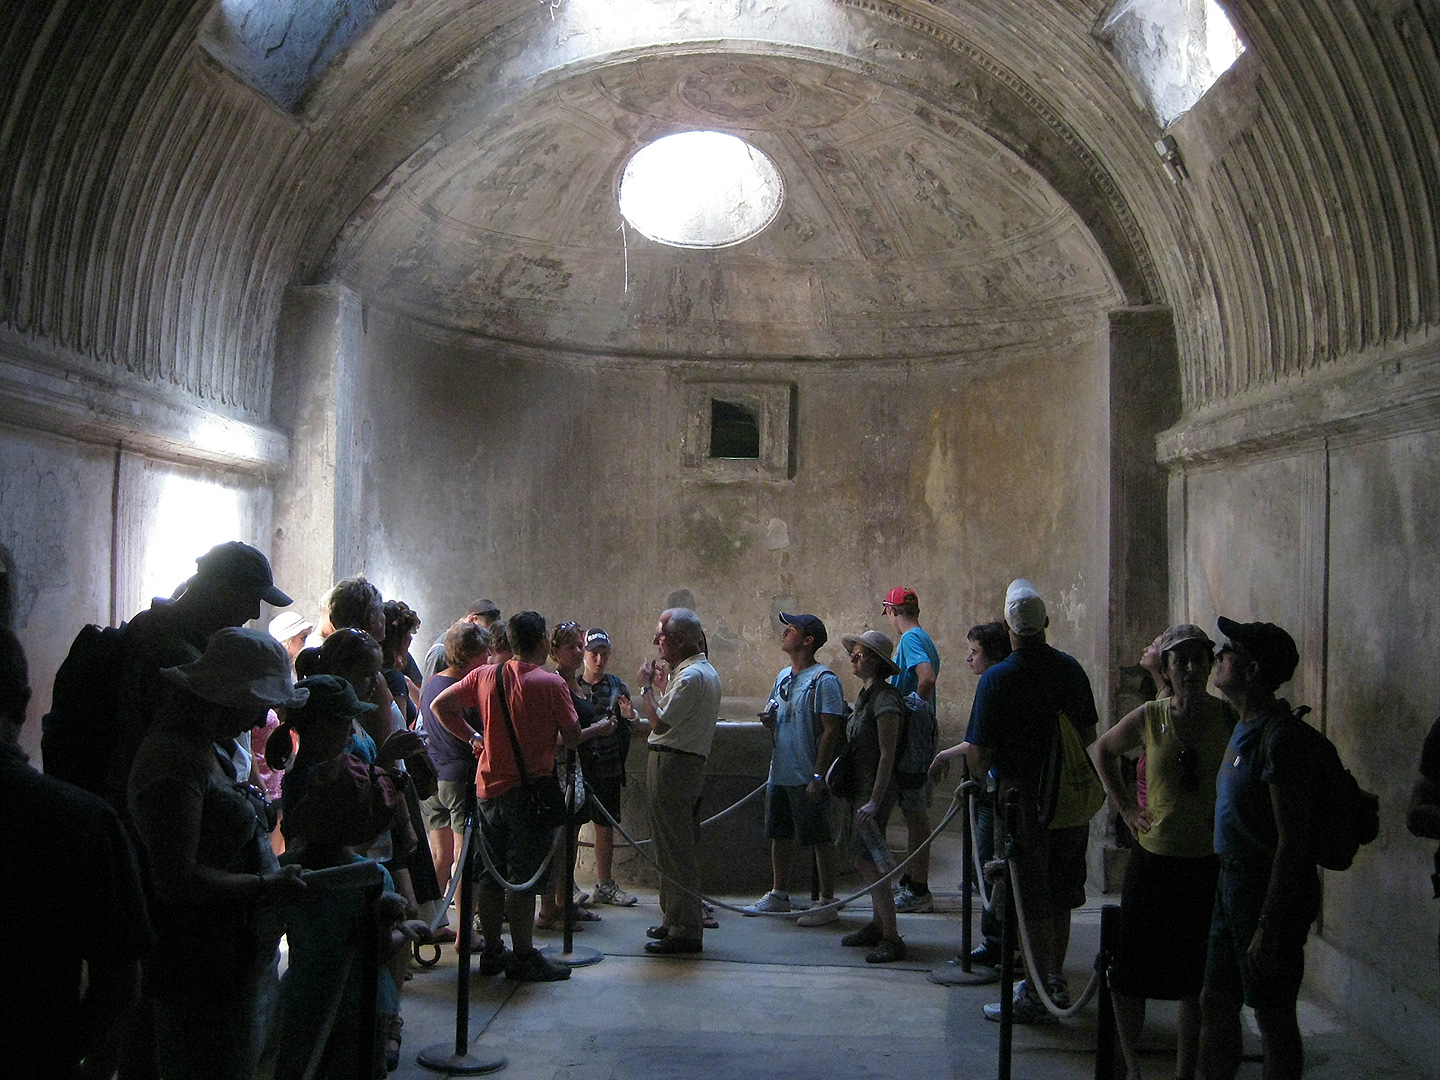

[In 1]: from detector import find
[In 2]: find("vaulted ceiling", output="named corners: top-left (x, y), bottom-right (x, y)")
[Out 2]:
top-left (1, 1), bottom-right (1436, 420)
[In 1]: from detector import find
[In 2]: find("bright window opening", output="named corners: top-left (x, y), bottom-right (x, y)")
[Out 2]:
top-left (619, 131), bottom-right (784, 249)
top-left (141, 474), bottom-right (244, 605)
top-left (1100, 0), bottom-right (1245, 128)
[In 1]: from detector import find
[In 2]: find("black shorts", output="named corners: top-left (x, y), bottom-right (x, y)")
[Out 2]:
top-left (584, 773), bottom-right (624, 826)
top-left (1000, 798), bottom-right (1089, 920)
top-left (475, 787), bottom-right (558, 894)
top-left (1114, 845), bottom-right (1219, 999)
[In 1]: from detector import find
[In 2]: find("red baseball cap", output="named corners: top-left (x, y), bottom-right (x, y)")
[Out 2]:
top-left (884, 587), bottom-right (918, 608)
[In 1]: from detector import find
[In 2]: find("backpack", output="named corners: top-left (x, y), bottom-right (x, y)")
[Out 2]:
top-left (893, 692), bottom-right (938, 790)
top-left (40, 622), bottom-right (130, 794)
top-left (1259, 703), bottom-right (1380, 871)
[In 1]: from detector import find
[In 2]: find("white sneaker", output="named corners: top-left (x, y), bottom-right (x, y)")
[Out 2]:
top-left (742, 890), bottom-right (793, 915)
top-left (796, 899), bottom-right (841, 926)
top-left (592, 879), bottom-right (637, 906)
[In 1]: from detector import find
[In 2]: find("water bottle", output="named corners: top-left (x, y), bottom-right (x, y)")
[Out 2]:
top-left (855, 817), bottom-right (896, 874)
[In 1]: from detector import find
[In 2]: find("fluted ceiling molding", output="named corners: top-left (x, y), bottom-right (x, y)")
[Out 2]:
top-left (0, 0), bottom-right (1435, 428)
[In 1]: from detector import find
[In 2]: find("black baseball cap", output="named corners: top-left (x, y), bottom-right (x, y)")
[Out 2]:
top-left (1217, 617), bottom-right (1299, 690)
top-left (779, 612), bottom-right (827, 649)
top-left (584, 629), bottom-right (611, 652)
top-left (194, 542), bottom-right (291, 607)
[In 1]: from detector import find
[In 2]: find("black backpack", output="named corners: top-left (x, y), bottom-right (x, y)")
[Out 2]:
top-left (1260, 703), bottom-right (1379, 871)
top-left (41, 622), bottom-right (129, 794)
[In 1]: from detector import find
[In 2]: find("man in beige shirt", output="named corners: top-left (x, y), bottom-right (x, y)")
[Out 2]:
top-left (634, 607), bottom-right (721, 954)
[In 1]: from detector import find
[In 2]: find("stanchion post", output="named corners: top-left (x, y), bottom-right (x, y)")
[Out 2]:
top-left (562, 750), bottom-right (577, 955)
top-left (961, 776), bottom-right (975, 968)
top-left (418, 784), bottom-right (507, 1074)
top-left (1095, 904), bottom-right (1120, 1080)
top-left (929, 779), bottom-right (996, 987)
top-left (541, 752), bottom-right (602, 968)
top-left (996, 787), bottom-right (1020, 1080)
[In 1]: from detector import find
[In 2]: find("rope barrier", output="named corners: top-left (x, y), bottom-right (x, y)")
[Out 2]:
top-left (472, 817), bottom-right (561, 893)
top-left (969, 786), bottom-right (994, 909)
top-left (425, 818), bottom-right (475, 934)
top-left (585, 785), bottom-right (963, 917)
top-left (1004, 838), bottom-right (1101, 1020)
top-left (607, 780), bottom-right (769, 849)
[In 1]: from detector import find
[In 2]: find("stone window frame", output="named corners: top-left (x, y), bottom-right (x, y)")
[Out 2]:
top-left (681, 380), bottom-right (796, 481)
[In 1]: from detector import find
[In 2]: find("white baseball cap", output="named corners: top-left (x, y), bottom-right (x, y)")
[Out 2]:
top-left (1004, 578), bottom-right (1047, 636)
top-left (268, 610), bottom-right (316, 644)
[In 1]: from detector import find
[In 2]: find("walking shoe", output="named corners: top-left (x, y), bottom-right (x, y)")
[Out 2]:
top-left (982, 980), bottom-right (1054, 1024)
top-left (572, 888), bottom-right (591, 908)
top-left (840, 923), bottom-right (885, 948)
top-left (742, 890), bottom-right (793, 915)
top-left (592, 879), bottom-right (637, 906)
top-left (506, 948), bottom-right (571, 982)
top-left (475, 946), bottom-right (511, 976)
top-left (796, 899), bottom-right (841, 926)
top-left (644, 936), bottom-right (703, 955)
top-left (865, 937), bottom-right (907, 963)
top-left (1046, 974), bottom-right (1072, 1009)
top-left (894, 884), bottom-right (934, 913)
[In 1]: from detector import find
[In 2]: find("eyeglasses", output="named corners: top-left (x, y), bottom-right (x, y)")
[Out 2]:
top-left (555, 621), bottom-right (580, 632)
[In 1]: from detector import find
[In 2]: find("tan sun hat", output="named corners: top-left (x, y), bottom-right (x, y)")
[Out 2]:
top-left (161, 627), bottom-right (309, 711)
top-left (840, 629), bottom-right (901, 678)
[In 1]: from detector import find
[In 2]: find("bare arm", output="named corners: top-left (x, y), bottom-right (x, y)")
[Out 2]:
top-left (134, 780), bottom-right (305, 908)
top-left (809, 712), bottom-right (843, 802)
top-left (1094, 704), bottom-right (1151, 837)
top-left (1407, 775), bottom-right (1440, 840)
top-left (1250, 777), bottom-right (1316, 974)
top-left (912, 661), bottom-right (937, 704)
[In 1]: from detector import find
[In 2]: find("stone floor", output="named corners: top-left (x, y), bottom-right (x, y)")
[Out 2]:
top-left (372, 832), bottom-right (1431, 1080)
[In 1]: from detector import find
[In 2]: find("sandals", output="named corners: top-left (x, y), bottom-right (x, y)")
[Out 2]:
top-left (534, 908), bottom-right (601, 931)
top-left (384, 1015), bottom-right (403, 1073)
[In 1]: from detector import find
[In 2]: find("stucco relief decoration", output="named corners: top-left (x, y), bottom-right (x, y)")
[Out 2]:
top-left (678, 62), bottom-right (798, 125)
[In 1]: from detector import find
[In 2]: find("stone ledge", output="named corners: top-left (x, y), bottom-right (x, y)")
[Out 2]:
top-left (1157, 336), bottom-right (1440, 468)
top-left (0, 339), bottom-right (289, 476)
top-left (1304, 933), bottom-right (1437, 1076)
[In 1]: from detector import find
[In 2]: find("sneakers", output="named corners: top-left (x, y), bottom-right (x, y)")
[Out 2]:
top-left (982, 979), bottom-right (1055, 1024)
top-left (796, 899), bottom-right (841, 927)
top-left (1046, 974), bottom-right (1072, 1009)
top-left (572, 888), bottom-right (591, 908)
top-left (893, 882), bottom-right (935, 913)
top-left (840, 923), bottom-right (885, 948)
top-left (506, 948), bottom-right (571, 982)
top-left (865, 937), bottom-right (907, 963)
top-left (742, 890), bottom-right (793, 915)
top-left (592, 879), bottom-right (637, 906)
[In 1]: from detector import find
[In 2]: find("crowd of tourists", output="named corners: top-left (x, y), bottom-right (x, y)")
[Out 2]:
top-left (3, 540), bottom-right (1436, 1080)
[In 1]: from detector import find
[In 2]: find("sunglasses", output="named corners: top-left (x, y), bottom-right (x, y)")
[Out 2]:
top-left (777, 673), bottom-right (794, 702)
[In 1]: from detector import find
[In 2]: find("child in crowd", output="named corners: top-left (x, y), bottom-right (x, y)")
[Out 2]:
top-left (266, 674), bottom-right (427, 1077)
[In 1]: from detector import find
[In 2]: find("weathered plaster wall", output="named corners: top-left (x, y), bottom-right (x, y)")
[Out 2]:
top-left (340, 308), bottom-right (1111, 746)
top-left (0, 425), bottom-right (115, 760)
top-left (1170, 410), bottom-right (1440, 1062)
top-left (0, 422), bottom-right (274, 763)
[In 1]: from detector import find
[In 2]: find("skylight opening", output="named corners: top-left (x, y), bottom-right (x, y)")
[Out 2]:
top-left (618, 131), bottom-right (784, 249)
top-left (1100, 0), bottom-right (1246, 128)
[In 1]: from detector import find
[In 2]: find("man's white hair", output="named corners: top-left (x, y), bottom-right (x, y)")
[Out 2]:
top-left (660, 607), bottom-right (705, 656)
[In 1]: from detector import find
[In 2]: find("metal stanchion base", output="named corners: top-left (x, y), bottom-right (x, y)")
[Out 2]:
top-left (928, 958), bottom-right (999, 986)
top-left (417, 1044), bottom-right (508, 1074)
top-left (539, 943), bottom-right (604, 967)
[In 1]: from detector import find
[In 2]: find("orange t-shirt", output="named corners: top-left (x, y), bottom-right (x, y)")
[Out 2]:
top-left (452, 660), bottom-right (579, 798)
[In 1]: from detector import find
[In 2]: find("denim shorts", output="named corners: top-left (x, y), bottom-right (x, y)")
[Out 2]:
top-left (1203, 859), bottom-right (1320, 1009)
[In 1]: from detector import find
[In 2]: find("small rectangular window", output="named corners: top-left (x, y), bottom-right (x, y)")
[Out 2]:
top-left (710, 399), bottom-right (760, 459)
top-left (1098, 0), bottom-right (1245, 128)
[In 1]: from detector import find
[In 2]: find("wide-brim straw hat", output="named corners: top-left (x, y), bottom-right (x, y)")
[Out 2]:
top-left (840, 630), bottom-right (901, 678)
top-left (161, 627), bottom-right (309, 711)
